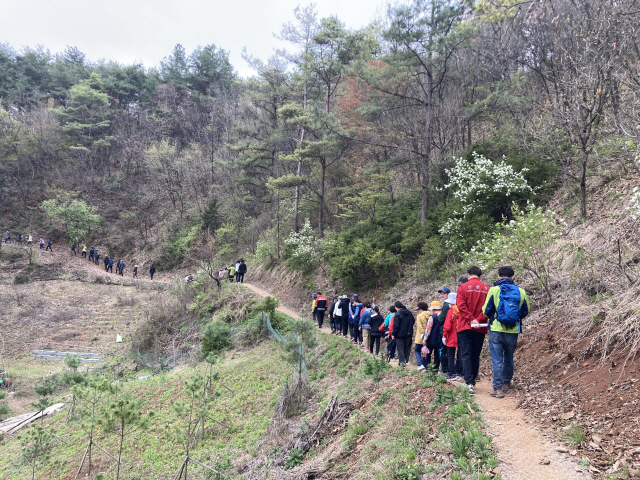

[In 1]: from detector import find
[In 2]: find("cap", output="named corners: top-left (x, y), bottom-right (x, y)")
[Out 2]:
top-left (352, 294), bottom-right (359, 299)
top-left (437, 287), bottom-right (451, 294)
top-left (446, 293), bottom-right (457, 305)
top-left (429, 301), bottom-right (442, 311)
top-left (311, 293), bottom-right (318, 298)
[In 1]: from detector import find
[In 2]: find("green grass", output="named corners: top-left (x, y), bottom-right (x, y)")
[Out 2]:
top-left (0, 342), bottom-right (292, 479)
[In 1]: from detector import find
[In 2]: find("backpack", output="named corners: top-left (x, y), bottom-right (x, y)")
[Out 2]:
top-left (316, 298), bottom-right (327, 311)
top-left (426, 314), bottom-right (442, 348)
top-left (496, 284), bottom-right (522, 326)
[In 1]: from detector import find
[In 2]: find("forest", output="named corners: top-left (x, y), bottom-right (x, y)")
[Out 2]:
top-left (1, 0), bottom-right (638, 289)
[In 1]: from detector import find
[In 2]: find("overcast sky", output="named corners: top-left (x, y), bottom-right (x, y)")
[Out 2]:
top-left (0, 0), bottom-right (388, 78)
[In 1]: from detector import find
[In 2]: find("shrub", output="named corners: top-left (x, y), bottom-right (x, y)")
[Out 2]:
top-left (465, 202), bottom-right (565, 298)
top-left (14, 273), bottom-right (29, 284)
top-left (283, 220), bottom-right (321, 273)
top-left (201, 320), bottom-right (233, 356)
top-left (285, 448), bottom-right (305, 470)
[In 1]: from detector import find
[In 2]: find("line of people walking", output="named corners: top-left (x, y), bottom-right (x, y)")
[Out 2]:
top-left (311, 265), bottom-right (529, 398)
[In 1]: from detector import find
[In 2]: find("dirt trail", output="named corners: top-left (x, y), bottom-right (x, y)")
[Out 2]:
top-left (241, 282), bottom-right (589, 480)
top-left (474, 381), bottom-right (589, 479)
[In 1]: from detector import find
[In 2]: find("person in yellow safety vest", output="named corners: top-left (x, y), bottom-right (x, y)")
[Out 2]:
top-left (311, 293), bottom-right (318, 323)
top-left (227, 263), bottom-right (235, 282)
top-left (81, 245), bottom-right (87, 257)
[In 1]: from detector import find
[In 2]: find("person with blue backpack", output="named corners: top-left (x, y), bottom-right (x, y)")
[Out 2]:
top-left (480, 266), bottom-right (530, 399)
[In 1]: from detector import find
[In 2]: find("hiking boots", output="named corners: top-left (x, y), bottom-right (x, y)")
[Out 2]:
top-left (503, 381), bottom-right (513, 391)
top-left (490, 388), bottom-right (505, 398)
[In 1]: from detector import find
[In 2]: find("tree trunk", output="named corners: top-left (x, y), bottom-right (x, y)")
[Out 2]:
top-left (116, 422), bottom-right (124, 480)
top-left (319, 159), bottom-right (326, 238)
top-left (580, 152), bottom-right (588, 219)
top-left (421, 76), bottom-right (434, 226)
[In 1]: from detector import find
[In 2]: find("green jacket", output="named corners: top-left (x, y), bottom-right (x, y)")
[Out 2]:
top-left (481, 279), bottom-right (530, 334)
top-left (437, 302), bottom-right (450, 336)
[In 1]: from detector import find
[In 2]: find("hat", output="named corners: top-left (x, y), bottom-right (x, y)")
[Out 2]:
top-left (446, 293), bottom-right (457, 305)
top-left (394, 301), bottom-right (405, 309)
top-left (312, 293), bottom-right (318, 298)
top-left (437, 287), bottom-right (451, 294)
top-left (429, 301), bottom-right (442, 311)
top-left (352, 294), bottom-right (359, 299)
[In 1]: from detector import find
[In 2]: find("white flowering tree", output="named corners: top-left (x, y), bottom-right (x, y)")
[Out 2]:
top-left (440, 152), bottom-right (533, 253)
top-left (283, 220), bottom-right (321, 273)
top-left (627, 187), bottom-right (640, 220)
top-left (465, 203), bottom-right (565, 299)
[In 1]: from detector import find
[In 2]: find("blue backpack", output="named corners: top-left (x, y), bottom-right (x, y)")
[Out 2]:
top-left (496, 284), bottom-right (522, 326)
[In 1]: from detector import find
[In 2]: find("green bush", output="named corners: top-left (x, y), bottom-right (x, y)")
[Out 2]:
top-left (201, 320), bottom-right (232, 356)
top-left (14, 273), bottom-right (29, 284)
top-left (285, 448), bottom-right (305, 470)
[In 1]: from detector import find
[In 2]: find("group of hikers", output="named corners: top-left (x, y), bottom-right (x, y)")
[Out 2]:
top-left (219, 260), bottom-right (248, 283)
top-left (70, 242), bottom-right (157, 279)
top-left (4, 231), bottom-right (52, 250)
top-left (311, 265), bottom-right (529, 398)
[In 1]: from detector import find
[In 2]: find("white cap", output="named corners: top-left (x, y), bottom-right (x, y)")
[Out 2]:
top-left (446, 293), bottom-right (457, 305)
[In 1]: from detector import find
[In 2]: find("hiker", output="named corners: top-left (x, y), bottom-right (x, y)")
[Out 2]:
top-left (71, 243), bottom-right (77, 255)
top-left (456, 266), bottom-right (490, 393)
top-left (27, 235), bottom-right (32, 246)
top-left (39, 238), bottom-right (44, 249)
top-left (227, 263), bottom-right (235, 282)
top-left (423, 301), bottom-right (443, 371)
top-left (436, 287), bottom-right (452, 374)
top-left (314, 292), bottom-right (328, 329)
top-left (391, 301), bottom-right (415, 366)
top-left (185, 274), bottom-right (193, 285)
top-left (119, 260), bottom-right (125, 276)
top-left (46, 238), bottom-right (53, 251)
top-left (369, 306), bottom-right (385, 355)
top-left (415, 302), bottom-right (431, 371)
top-left (350, 295), bottom-right (363, 345)
top-left (107, 258), bottom-right (114, 273)
top-left (81, 245), bottom-right (87, 257)
top-left (149, 263), bottom-right (156, 280)
top-left (442, 293), bottom-right (462, 381)
top-left (235, 260), bottom-right (241, 282)
top-left (4, 231), bottom-right (10, 244)
top-left (237, 260), bottom-right (247, 283)
top-left (457, 275), bottom-right (469, 286)
top-left (94, 249), bottom-right (100, 265)
top-left (338, 295), bottom-right (351, 337)
top-left (480, 266), bottom-right (530, 398)
top-left (88, 247), bottom-right (94, 261)
top-left (359, 302), bottom-right (373, 351)
top-left (329, 296), bottom-right (339, 333)
top-left (103, 255), bottom-right (109, 271)
top-left (384, 306), bottom-right (397, 361)
top-left (18, 232), bottom-right (23, 244)
top-left (133, 265), bottom-right (138, 278)
top-left (311, 293), bottom-right (318, 323)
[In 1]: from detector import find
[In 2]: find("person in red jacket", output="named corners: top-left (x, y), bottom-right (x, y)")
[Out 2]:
top-left (442, 293), bottom-right (460, 381)
top-left (456, 266), bottom-right (490, 393)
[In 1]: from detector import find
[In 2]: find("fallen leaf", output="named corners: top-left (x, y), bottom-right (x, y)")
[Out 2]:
top-left (556, 446), bottom-right (569, 453)
top-left (561, 411), bottom-right (575, 420)
top-left (570, 450), bottom-right (577, 456)
top-left (592, 434), bottom-right (602, 445)
top-left (491, 467), bottom-right (502, 475)
top-left (540, 458), bottom-right (551, 465)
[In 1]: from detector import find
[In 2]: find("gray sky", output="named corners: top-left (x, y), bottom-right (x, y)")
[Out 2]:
top-left (0, 0), bottom-right (387, 78)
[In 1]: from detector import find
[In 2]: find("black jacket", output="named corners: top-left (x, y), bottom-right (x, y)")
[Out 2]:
top-left (369, 314), bottom-right (385, 336)
top-left (391, 308), bottom-right (415, 339)
top-left (338, 299), bottom-right (350, 319)
top-left (238, 263), bottom-right (247, 274)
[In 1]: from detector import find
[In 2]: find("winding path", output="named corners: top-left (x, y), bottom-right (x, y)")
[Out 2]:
top-left (240, 282), bottom-right (589, 480)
